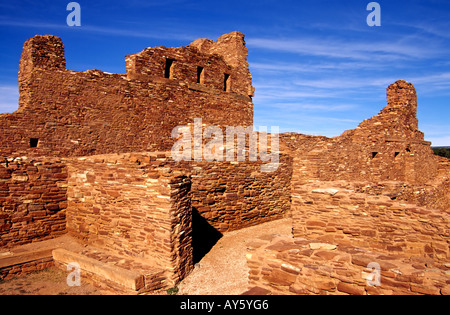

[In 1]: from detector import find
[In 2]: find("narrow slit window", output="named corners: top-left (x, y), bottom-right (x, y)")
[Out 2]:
top-left (197, 66), bottom-right (204, 84)
top-left (30, 138), bottom-right (39, 148)
top-left (224, 73), bottom-right (230, 92)
top-left (164, 58), bottom-right (175, 79)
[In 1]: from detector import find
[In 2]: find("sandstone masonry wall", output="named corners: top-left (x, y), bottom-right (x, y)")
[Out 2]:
top-left (1, 33), bottom-right (448, 294)
top-left (280, 81), bottom-right (438, 186)
top-left (65, 151), bottom-right (292, 282)
top-left (0, 33), bottom-right (253, 158)
top-left (190, 154), bottom-right (292, 233)
top-left (246, 237), bottom-right (450, 295)
top-left (66, 153), bottom-right (192, 283)
top-left (291, 181), bottom-right (449, 262)
top-left (0, 157), bottom-right (67, 248)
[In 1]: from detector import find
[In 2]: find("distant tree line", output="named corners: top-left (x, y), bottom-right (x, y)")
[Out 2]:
top-left (433, 147), bottom-right (450, 158)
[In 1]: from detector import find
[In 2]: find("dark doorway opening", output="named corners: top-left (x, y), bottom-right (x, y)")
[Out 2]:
top-left (192, 207), bottom-right (223, 264)
top-left (223, 73), bottom-right (230, 92)
top-left (30, 138), bottom-right (39, 148)
top-left (165, 58), bottom-right (175, 79)
top-left (197, 66), bottom-right (204, 84)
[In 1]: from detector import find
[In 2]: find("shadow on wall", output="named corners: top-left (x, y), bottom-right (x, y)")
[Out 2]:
top-left (192, 208), bottom-right (223, 264)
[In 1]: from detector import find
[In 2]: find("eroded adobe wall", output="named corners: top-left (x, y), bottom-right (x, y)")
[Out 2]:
top-left (0, 157), bottom-right (67, 248)
top-left (0, 33), bottom-right (253, 157)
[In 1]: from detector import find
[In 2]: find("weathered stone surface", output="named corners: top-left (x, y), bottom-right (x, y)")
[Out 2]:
top-left (309, 243), bottom-right (337, 250)
top-left (312, 189), bottom-right (339, 196)
top-left (246, 237), bottom-right (450, 295)
top-left (292, 181), bottom-right (449, 262)
top-left (53, 248), bottom-right (145, 291)
top-left (337, 282), bottom-right (366, 295)
top-left (0, 158), bottom-right (67, 248)
top-left (242, 286), bottom-right (272, 295)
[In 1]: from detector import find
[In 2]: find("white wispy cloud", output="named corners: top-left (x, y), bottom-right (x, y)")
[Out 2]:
top-left (408, 72), bottom-right (450, 92)
top-left (247, 34), bottom-right (444, 62)
top-left (0, 18), bottom-right (197, 41)
top-left (266, 102), bottom-right (357, 112)
top-left (250, 60), bottom-right (385, 73)
top-left (292, 77), bottom-right (395, 90)
top-left (254, 87), bottom-right (344, 101)
top-left (392, 20), bottom-right (450, 40)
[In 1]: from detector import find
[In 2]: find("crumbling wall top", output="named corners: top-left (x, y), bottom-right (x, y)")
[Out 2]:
top-left (19, 35), bottom-right (66, 75)
top-left (125, 31), bottom-right (254, 97)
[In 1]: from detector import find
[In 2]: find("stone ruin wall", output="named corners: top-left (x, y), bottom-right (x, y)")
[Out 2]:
top-left (0, 33), bottom-right (293, 287)
top-left (66, 152), bottom-right (193, 285)
top-left (291, 182), bottom-right (449, 261)
top-left (281, 81), bottom-right (438, 187)
top-left (1, 32), bottom-right (449, 293)
top-left (246, 236), bottom-right (450, 295)
top-left (64, 151), bottom-right (292, 281)
top-left (0, 157), bottom-right (67, 248)
top-left (248, 81), bottom-right (449, 295)
top-left (0, 33), bottom-right (253, 158)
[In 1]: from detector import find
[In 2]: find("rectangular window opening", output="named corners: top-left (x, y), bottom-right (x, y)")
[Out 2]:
top-left (164, 58), bottom-right (175, 79)
top-left (197, 66), bottom-right (204, 84)
top-left (224, 73), bottom-right (230, 92)
top-left (394, 152), bottom-right (400, 158)
top-left (30, 138), bottom-right (39, 148)
top-left (371, 152), bottom-right (378, 159)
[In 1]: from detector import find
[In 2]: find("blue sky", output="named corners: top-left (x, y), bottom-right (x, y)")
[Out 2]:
top-left (1, 0), bottom-right (449, 145)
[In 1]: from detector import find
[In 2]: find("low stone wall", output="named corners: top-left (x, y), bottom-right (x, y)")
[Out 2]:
top-left (246, 237), bottom-right (450, 295)
top-left (0, 248), bottom-right (54, 280)
top-left (0, 157), bottom-right (67, 248)
top-left (66, 151), bottom-right (292, 282)
top-left (190, 154), bottom-right (292, 232)
top-left (292, 181), bottom-right (449, 262)
top-left (352, 177), bottom-right (450, 213)
top-left (66, 152), bottom-right (192, 284)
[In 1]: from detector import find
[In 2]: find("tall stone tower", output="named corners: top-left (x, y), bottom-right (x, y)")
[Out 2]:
top-left (18, 35), bottom-right (66, 110)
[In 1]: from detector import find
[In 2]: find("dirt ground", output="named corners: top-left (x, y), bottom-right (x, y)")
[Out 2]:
top-left (177, 218), bottom-right (292, 295)
top-left (0, 218), bottom-right (292, 295)
top-left (0, 267), bottom-right (103, 295)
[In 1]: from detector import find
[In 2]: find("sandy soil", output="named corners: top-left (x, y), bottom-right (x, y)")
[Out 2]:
top-left (0, 218), bottom-right (292, 295)
top-left (177, 218), bottom-right (292, 295)
top-left (0, 267), bottom-right (103, 295)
